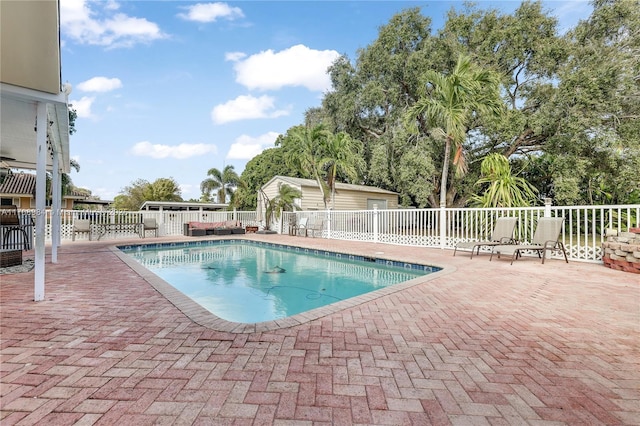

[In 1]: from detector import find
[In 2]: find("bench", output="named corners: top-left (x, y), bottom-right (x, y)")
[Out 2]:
top-left (184, 220), bottom-right (245, 236)
top-left (96, 222), bottom-right (144, 240)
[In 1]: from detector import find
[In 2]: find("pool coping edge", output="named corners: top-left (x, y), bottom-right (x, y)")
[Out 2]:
top-left (110, 239), bottom-right (454, 333)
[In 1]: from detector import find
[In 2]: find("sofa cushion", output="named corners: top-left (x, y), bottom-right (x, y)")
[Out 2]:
top-left (188, 221), bottom-right (242, 230)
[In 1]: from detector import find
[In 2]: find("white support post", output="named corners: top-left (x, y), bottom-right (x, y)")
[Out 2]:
top-left (327, 209), bottom-right (332, 239)
top-left (373, 206), bottom-right (379, 243)
top-left (34, 102), bottom-right (47, 301)
top-left (544, 198), bottom-right (553, 217)
top-left (51, 153), bottom-right (60, 263)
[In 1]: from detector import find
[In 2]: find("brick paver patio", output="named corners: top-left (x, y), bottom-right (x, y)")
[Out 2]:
top-left (1, 234), bottom-right (638, 425)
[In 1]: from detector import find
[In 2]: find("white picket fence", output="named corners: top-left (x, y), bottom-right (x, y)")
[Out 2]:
top-left (11, 203), bottom-right (640, 263)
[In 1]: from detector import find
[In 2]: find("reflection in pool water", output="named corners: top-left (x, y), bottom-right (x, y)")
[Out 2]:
top-left (121, 241), bottom-right (438, 323)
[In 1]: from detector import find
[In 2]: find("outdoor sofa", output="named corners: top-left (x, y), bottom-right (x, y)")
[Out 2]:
top-left (184, 220), bottom-right (245, 236)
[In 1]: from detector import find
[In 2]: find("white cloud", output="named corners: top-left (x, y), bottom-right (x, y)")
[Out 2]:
top-left (70, 96), bottom-right (96, 118)
top-left (104, 0), bottom-right (120, 11)
top-left (130, 141), bottom-right (218, 159)
top-left (225, 51), bottom-right (246, 62)
top-left (230, 44), bottom-right (340, 91)
top-left (211, 95), bottom-right (289, 124)
top-left (178, 2), bottom-right (244, 22)
top-left (227, 132), bottom-right (280, 160)
top-left (60, 0), bottom-right (166, 48)
top-left (77, 76), bottom-right (122, 92)
top-left (179, 183), bottom-right (198, 198)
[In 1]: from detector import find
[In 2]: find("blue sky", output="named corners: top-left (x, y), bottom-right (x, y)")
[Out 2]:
top-left (61, 0), bottom-right (592, 202)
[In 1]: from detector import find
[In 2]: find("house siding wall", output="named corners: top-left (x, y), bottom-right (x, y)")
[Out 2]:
top-left (19, 197), bottom-right (30, 209)
top-left (263, 177), bottom-right (398, 211)
top-left (299, 185), bottom-right (326, 210)
top-left (261, 179), bottom-right (302, 207)
top-left (1, 196), bottom-right (80, 210)
top-left (326, 189), bottom-right (398, 210)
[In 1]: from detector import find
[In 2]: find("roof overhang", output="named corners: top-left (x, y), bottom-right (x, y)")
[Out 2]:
top-left (0, 0), bottom-right (70, 174)
top-left (139, 201), bottom-right (230, 211)
top-left (0, 83), bottom-right (70, 173)
top-left (73, 199), bottom-right (113, 205)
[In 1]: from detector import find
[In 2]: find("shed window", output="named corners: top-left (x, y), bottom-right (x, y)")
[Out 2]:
top-left (367, 199), bottom-right (387, 209)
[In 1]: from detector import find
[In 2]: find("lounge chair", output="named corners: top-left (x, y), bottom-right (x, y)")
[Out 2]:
top-left (453, 216), bottom-right (518, 258)
top-left (72, 219), bottom-right (92, 241)
top-left (143, 218), bottom-right (159, 237)
top-left (490, 217), bottom-right (568, 264)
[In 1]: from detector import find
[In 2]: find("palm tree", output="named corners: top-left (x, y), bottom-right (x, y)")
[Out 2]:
top-left (284, 124), bottom-right (330, 207)
top-left (319, 131), bottom-right (362, 209)
top-left (264, 184), bottom-right (302, 230)
top-left (406, 54), bottom-right (503, 207)
top-left (471, 153), bottom-right (538, 207)
top-left (200, 165), bottom-right (239, 203)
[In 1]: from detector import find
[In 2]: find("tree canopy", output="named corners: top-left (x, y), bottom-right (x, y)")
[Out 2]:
top-left (113, 177), bottom-right (182, 210)
top-left (406, 54), bottom-right (503, 207)
top-left (232, 0), bottom-right (638, 209)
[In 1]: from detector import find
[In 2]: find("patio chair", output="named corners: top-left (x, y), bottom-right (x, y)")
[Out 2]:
top-left (0, 205), bottom-right (31, 250)
top-left (294, 217), bottom-right (309, 236)
top-left (143, 218), bottom-right (159, 237)
top-left (490, 217), bottom-right (568, 265)
top-left (453, 216), bottom-right (518, 259)
top-left (307, 218), bottom-right (324, 238)
top-left (72, 219), bottom-right (92, 241)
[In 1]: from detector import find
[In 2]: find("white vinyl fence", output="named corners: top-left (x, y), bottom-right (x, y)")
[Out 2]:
top-left (282, 203), bottom-right (639, 263)
top-left (9, 209), bottom-right (259, 243)
top-left (10, 203), bottom-right (639, 263)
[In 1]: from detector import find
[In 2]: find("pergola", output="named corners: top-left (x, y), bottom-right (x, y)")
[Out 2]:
top-left (1, 1), bottom-right (71, 301)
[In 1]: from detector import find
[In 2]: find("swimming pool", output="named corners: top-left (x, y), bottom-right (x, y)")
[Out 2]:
top-left (119, 240), bottom-right (440, 324)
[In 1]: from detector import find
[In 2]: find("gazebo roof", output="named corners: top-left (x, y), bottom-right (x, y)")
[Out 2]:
top-left (0, 172), bottom-right (36, 196)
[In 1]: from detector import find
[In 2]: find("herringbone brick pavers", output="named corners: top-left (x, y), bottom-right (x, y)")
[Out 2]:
top-left (1, 234), bottom-right (638, 425)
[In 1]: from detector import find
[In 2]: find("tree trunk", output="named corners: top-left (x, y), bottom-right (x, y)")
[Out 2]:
top-left (440, 136), bottom-right (452, 208)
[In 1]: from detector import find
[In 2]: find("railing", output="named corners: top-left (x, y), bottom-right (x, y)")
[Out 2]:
top-left (282, 203), bottom-right (640, 263)
top-left (16, 204), bottom-right (640, 263)
top-left (19, 209), bottom-right (259, 242)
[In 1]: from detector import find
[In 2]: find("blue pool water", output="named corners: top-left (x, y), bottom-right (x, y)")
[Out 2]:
top-left (120, 241), bottom-right (439, 323)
